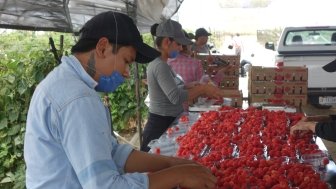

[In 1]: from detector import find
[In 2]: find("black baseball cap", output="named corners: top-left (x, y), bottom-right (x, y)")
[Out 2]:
top-left (195, 28), bottom-right (211, 39)
top-left (323, 59), bottom-right (336, 72)
top-left (156, 19), bottom-right (192, 45)
top-left (72, 11), bottom-right (160, 63)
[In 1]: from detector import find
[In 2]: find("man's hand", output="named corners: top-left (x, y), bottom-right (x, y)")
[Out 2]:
top-left (167, 156), bottom-right (198, 167)
top-left (147, 161), bottom-right (217, 189)
top-left (177, 164), bottom-right (217, 189)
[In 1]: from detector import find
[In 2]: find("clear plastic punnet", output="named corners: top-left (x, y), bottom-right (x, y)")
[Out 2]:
top-left (301, 150), bottom-right (330, 175)
top-left (148, 138), bottom-right (179, 156)
top-left (148, 113), bottom-right (201, 156)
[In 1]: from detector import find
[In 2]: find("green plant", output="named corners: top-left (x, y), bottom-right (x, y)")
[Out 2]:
top-left (0, 31), bottom-right (71, 189)
top-left (108, 63), bottom-right (149, 131)
top-left (257, 28), bottom-right (283, 46)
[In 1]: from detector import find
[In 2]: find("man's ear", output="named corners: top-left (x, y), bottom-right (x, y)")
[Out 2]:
top-left (96, 37), bottom-right (110, 58)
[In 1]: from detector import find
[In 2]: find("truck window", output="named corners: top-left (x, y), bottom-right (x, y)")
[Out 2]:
top-left (284, 29), bottom-right (336, 46)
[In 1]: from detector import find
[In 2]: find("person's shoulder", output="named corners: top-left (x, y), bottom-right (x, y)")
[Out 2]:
top-left (171, 54), bottom-right (187, 62)
top-left (148, 57), bottom-right (162, 65)
top-left (40, 66), bottom-right (98, 108)
top-left (181, 55), bottom-right (196, 63)
top-left (167, 56), bottom-right (179, 65)
top-left (194, 57), bottom-right (202, 63)
top-left (148, 57), bottom-right (168, 71)
top-left (190, 43), bottom-right (196, 50)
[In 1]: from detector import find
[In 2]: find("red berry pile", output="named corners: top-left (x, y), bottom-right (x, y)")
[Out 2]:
top-left (176, 106), bottom-right (329, 189)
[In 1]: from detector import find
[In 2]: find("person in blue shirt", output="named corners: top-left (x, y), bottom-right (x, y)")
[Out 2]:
top-left (24, 11), bottom-right (217, 189)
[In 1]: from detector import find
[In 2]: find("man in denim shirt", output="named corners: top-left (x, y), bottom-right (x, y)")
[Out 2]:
top-left (24, 11), bottom-right (216, 189)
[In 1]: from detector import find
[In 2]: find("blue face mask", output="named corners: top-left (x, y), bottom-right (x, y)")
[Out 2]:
top-left (169, 50), bottom-right (179, 59)
top-left (95, 71), bottom-right (125, 93)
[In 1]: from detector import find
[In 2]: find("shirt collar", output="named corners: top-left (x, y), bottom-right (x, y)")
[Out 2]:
top-left (61, 55), bottom-right (98, 89)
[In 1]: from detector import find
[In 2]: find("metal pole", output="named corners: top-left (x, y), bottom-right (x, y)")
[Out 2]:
top-left (127, 1), bottom-right (143, 147)
top-left (134, 62), bottom-right (143, 147)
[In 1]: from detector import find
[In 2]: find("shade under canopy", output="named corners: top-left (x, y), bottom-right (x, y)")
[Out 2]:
top-left (0, 0), bottom-right (183, 33)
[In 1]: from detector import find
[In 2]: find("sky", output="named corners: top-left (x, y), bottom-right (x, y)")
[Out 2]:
top-left (176, 0), bottom-right (336, 32)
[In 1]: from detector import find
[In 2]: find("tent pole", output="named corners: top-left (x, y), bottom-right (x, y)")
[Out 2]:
top-left (134, 57), bottom-right (142, 148)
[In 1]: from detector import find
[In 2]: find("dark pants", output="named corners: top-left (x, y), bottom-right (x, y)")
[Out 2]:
top-left (140, 113), bottom-right (176, 152)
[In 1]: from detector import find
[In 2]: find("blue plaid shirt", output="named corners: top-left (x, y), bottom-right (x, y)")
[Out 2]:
top-left (24, 55), bottom-right (148, 189)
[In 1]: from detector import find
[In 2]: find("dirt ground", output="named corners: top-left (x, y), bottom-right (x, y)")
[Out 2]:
top-left (116, 124), bottom-right (142, 150)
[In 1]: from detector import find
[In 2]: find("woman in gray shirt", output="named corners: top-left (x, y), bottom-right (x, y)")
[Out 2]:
top-left (140, 20), bottom-right (224, 152)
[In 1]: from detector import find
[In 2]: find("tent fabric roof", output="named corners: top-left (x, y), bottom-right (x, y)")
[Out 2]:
top-left (0, 0), bottom-right (183, 33)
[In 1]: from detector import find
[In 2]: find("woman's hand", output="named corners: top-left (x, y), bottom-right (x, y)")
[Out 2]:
top-left (206, 55), bottom-right (214, 64)
top-left (203, 84), bottom-right (223, 99)
top-left (217, 64), bottom-right (236, 74)
top-left (290, 117), bottom-right (316, 137)
top-left (184, 81), bottom-right (200, 89)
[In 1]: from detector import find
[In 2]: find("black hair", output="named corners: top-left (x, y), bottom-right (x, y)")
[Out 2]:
top-left (71, 39), bottom-right (99, 53)
top-left (155, 37), bottom-right (164, 48)
top-left (150, 23), bottom-right (159, 48)
top-left (155, 37), bottom-right (174, 49)
top-left (71, 39), bottom-right (125, 54)
top-left (150, 23), bottom-right (159, 36)
top-left (111, 44), bottom-right (124, 54)
top-left (181, 30), bottom-right (193, 50)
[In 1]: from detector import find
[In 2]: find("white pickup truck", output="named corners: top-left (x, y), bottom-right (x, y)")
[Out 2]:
top-left (266, 26), bottom-right (336, 106)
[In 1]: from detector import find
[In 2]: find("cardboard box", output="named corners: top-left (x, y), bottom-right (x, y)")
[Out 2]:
top-left (250, 66), bottom-right (275, 81)
top-left (207, 64), bottom-right (240, 77)
top-left (217, 55), bottom-right (240, 66)
top-left (220, 89), bottom-right (243, 107)
top-left (219, 78), bottom-right (239, 89)
top-left (196, 90), bottom-right (243, 108)
top-left (196, 55), bottom-right (240, 66)
top-left (231, 98), bottom-right (243, 107)
top-left (250, 94), bottom-right (307, 107)
top-left (221, 89), bottom-right (243, 98)
top-left (250, 66), bottom-right (308, 81)
top-left (282, 82), bottom-right (308, 94)
top-left (249, 80), bottom-right (308, 94)
top-left (280, 66), bottom-right (308, 81)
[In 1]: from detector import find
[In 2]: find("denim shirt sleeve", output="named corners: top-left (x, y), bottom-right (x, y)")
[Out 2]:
top-left (58, 96), bottom-right (149, 189)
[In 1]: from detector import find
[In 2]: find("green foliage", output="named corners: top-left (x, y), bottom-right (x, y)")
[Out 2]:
top-left (108, 64), bottom-right (148, 131)
top-left (257, 28), bottom-right (283, 47)
top-left (0, 30), bottom-right (72, 189)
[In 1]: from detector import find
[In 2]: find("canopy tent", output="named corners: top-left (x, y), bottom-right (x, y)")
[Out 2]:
top-left (0, 0), bottom-right (184, 33)
top-left (0, 0), bottom-right (184, 147)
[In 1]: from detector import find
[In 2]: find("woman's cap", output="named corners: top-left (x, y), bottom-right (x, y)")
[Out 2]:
top-left (156, 19), bottom-right (192, 45)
